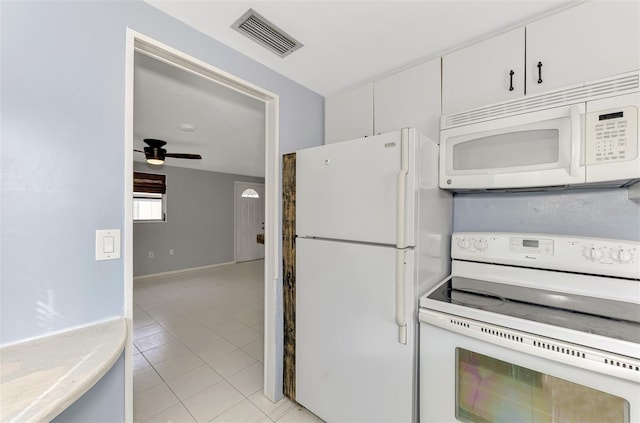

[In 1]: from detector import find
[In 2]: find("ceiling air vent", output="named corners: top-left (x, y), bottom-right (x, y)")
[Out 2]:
top-left (232, 9), bottom-right (303, 58)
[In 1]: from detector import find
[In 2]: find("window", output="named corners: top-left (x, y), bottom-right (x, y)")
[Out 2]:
top-left (241, 188), bottom-right (260, 198)
top-left (133, 192), bottom-right (165, 221)
top-left (133, 172), bottom-right (166, 222)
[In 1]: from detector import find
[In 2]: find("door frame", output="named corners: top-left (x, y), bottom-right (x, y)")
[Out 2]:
top-left (124, 29), bottom-right (280, 422)
top-left (234, 181), bottom-right (266, 262)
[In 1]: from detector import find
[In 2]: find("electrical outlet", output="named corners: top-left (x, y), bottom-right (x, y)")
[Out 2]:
top-left (149, 251), bottom-right (154, 258)
top-left (169, 249), bottom-right (174, 256)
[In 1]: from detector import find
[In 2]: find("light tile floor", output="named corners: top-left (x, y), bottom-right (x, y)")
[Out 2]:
top-left (133, 260), bottom-right (323, 423)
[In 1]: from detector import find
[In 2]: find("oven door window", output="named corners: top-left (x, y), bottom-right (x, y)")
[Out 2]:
top-left (456, 348), bottom-right (630, 423)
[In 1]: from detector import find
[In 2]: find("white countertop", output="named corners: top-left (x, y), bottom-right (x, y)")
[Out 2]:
top-left (0, 318), bottom-right (127, 422)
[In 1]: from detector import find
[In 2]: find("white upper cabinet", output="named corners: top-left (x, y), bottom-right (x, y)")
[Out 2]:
top-left (374, 58), bottom-right (442, 142)
top-left (442, 28), bottom-right (525, 115)
top-left (325, 58), bottom-right (442, 144)
top-left (442, 1), bottom-right (640, 115)
top-left (325, 82), bottom-right (374, 144)
top-left (326, 1), bottom-right (640, 138)
top-left (526, 1), bottom-right (640, 96)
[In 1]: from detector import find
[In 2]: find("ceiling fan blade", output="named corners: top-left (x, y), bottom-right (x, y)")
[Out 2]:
top-left (165, 153), bottom-right (202, 160)
top-left (134, 149), bottom-right (144, 153)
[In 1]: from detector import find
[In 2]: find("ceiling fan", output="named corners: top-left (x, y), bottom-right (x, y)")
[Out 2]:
top-left (135, 139), bottom-right (202, 165)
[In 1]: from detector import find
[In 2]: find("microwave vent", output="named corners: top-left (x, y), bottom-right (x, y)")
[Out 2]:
top-left (443, 72), bottom-right (639, 129)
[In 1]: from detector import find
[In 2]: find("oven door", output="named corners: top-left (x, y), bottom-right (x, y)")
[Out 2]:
top-left (419, 311), bottom-right (639, 423)
top-left (439, 103), bottom-right (586, 190)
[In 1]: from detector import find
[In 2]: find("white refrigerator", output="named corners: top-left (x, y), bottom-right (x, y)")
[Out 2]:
top-left (295, 128), bottom-right (452, 422)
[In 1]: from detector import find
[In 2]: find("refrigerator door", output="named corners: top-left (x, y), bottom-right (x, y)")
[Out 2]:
top-left (296, 237), bottom-right (416, 423)
top-left (296, 129), bottom-right (417, 246)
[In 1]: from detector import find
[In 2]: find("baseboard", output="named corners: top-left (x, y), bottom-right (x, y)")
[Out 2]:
top-left (133, 261), bottom-right (236, 281)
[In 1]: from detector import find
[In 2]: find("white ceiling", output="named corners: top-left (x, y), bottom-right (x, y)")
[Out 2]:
top-left (144, 0), bottom-right (577, 96)
top-left (136, 0), bottom-right (577, 177)
top-left (134, 52), bottom-right (266, 176)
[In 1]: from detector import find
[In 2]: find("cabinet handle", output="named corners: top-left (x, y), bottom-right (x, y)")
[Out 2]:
top-left (537, 61), bottom-right (543, 84)
top-left (509, 70), bottom-right (515, 91)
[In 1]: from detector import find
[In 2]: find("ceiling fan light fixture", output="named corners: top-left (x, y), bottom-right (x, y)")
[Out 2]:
top-left (137, 138), bottom-right (201, 164)
top-left (147, 158), bottom-right (164, 165)
top-left (143, 142), bottom-right (166, 165)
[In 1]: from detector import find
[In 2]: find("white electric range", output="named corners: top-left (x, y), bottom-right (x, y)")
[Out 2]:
top-left (419, 232), bottom-right (640, 423)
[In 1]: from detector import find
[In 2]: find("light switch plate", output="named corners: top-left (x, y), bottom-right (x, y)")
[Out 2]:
top-left (96, 229), bottom-right (121, 260)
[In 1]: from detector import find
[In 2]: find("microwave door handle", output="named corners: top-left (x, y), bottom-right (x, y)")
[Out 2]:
top-left (569, 105), bottom-right (581, 177)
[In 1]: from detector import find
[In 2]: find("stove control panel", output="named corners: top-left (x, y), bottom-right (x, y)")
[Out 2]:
top-left (581, 243), bottom-right (635, 264)
top-left (452, 232), bottom-right (640, 279)
top-left (509, 237), bottom-right (554, 255)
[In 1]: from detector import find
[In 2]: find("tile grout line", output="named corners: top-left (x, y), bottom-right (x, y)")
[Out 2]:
top-left (133, 262), bottom-right (276, 422)
top-left (136, 313), bottom-right (269, 422)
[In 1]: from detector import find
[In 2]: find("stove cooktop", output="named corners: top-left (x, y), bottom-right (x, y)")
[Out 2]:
top-left (425, 276), bottom-right (640, 345)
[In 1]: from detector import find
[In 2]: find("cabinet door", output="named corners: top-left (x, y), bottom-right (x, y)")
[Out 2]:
top-left (526, 1), bottom-right (640, 96)
top-left (374, 58), bottom-right (441, 142)
top-left (442, 27), bottom-right (525, 115)
top-left (325, 82), bottom-right (374, 144)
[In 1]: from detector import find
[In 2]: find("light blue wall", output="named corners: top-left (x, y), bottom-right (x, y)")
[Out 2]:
top-left (454, 187), bottom-right (640, 241)
top-left (51, 355), bottom-right (125, 423)
top-left (1, 0), bottom-right (323, 419)
top-left (1, 1), bottom-right (127, 344)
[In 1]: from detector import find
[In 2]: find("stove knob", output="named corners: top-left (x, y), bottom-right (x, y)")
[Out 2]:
top-left (582, 246), bottom-right (602, 261)
top-left (474, 239), bottom-right (488, 251)
top-left (610, 248), bottom-right (634, 263)
top-left (622, 250), bottom-right (635, 263)
top-left (457, 238), bottom-right (470, 250)
top-left (609, 249), bottom-right (620, 262)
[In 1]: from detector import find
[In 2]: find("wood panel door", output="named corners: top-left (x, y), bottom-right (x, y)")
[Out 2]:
top-left (282, 153), bottom-right (296, 400)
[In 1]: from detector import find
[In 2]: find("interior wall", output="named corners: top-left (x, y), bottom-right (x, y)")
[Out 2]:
top-left (51, 354), bottom-right (125, 423)
top-left (133, 163), bottom-right (264, 277)
top-left (1, 0), bottom-right (323, 419)
top-left (453, 187), bottom-right (640, 241)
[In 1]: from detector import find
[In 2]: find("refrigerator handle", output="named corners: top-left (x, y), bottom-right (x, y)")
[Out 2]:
top-left (395, 249), bottom-right (408, 344)
top-left (395, 128), bottom-right (410, 345)
top-left (396, 128), bottom-right (409, 249)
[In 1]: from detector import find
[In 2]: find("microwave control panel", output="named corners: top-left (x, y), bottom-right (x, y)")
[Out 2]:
top-left (586, 105), bottom-right (638, 165)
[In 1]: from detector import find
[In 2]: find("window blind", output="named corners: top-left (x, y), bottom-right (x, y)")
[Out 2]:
top-left (133, 172), bottom-right (166, 194)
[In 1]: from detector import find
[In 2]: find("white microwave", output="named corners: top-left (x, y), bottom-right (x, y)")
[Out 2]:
top-left (439, 72), bottom-right (640, 191)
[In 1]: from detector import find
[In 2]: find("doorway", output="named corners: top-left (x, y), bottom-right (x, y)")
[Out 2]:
top-left (235, 182), bottom-right (265, 263)
top-left (125, 30), bottom-right (280, 422)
